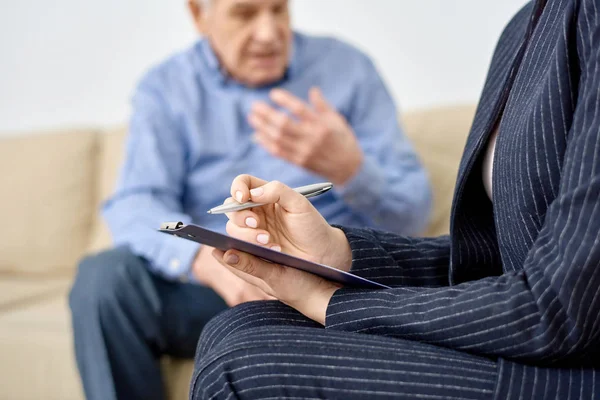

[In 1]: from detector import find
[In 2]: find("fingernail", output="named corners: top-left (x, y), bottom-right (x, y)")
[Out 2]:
top-left (225, 253), bottom-right (239, 265)
top-left (235, 191), bottom-right (243, 203)
top-left (245, 217), bottom-right (258, 228)
top-left (271, 245), bottom-right (281, 252)
top-left (257, 233), bottom-right (269, 244)
top-left (250, 187), bottom-right (264, 197)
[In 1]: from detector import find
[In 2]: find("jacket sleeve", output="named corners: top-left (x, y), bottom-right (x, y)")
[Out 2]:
top-left (335, 226), bottom-right (451, 288)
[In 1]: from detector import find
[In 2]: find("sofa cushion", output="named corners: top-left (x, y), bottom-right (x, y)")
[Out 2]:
top-left (0, 129), bottom-right (97, 275)
top-left (0, 276), bottom-right (72, 314)
top-left (163, 357), bottom-right (195, 400)
top-left (402, 104), bottom-right (475, 237)
top-left (87, 126), bottom-right (127, 254)
top-left (0, 291), bottom-right (84, 400)
top-left (0, 287), bottom-right (194, 400)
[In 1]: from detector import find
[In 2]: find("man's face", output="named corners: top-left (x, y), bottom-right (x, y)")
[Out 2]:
top-left (192, 0), bottom-right (292, 87)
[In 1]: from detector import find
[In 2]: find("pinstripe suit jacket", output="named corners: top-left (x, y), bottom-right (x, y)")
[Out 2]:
top-left (326, 0), bottom-right (600, 387)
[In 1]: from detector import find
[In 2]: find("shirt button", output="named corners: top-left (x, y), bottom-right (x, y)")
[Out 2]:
top-left (169, 259), bottom-right (181, 272)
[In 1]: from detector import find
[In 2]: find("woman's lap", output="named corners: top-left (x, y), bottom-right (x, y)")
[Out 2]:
top-left (190, 301), bottom-right (600, 400)
top-left (191, 301), bottom-right (499, 400)
top-left (192, 301), bottom-right (599, 399)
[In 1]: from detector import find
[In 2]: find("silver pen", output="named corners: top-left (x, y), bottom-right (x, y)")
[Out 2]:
top-left (207, 182), bottom-right (333, 214)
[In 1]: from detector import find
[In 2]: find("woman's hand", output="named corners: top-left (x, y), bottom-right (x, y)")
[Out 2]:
top-left (212, 175), bottom-right (354, 324)
top-left (212, 248), bottom-right (341, 324)
top-left (192, 245), bottom-right (274, 307)
top-left (225, 175), bottom-right (352, 271)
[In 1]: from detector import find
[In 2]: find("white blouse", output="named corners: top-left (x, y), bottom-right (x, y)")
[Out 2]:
top-left (482, 128), bottom-right (499, 200)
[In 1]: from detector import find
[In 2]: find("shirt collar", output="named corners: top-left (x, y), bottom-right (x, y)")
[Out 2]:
top-left (198, 32), bottom-right (300, 87)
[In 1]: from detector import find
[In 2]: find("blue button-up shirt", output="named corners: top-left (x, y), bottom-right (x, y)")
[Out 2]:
top-left (103, 32), bottom-right (431, 280)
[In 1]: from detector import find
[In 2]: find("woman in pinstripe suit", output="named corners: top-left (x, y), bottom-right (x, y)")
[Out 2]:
top-left (191, 0), bottom-right (600, 398)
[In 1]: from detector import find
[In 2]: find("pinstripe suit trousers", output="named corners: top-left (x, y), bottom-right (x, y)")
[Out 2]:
top-left (192, 302), bottom-right (597, 399)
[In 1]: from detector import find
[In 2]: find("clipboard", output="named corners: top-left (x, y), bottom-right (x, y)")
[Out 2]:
top-left (159, 222), bottom-right (390, 289)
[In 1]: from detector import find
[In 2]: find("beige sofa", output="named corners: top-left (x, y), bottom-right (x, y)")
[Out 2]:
top-left (0, 104), bottom-right (475, 400)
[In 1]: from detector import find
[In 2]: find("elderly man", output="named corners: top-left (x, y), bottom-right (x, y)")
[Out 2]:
top-left (69, 0), bottom-right (430, 399)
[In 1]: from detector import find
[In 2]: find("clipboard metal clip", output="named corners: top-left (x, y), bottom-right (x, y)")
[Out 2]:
top-left (160, 221), bottom-right (184, 230)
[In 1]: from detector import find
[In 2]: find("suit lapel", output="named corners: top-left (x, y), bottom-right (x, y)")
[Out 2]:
top-left (453, 0), bottom-right (549, 203)
top-left (448, 1), bottom-right (549, 283)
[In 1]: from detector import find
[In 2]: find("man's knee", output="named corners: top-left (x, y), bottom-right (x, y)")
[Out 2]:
top-left (69, 247), bottom-right (149, 318)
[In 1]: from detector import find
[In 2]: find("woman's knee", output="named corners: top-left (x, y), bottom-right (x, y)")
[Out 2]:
top-left (195, 300), bottom-right (319, 361)
top-left (192, 325), bottom-right (311, 400)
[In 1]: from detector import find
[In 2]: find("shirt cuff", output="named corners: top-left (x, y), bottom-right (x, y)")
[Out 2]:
top-left (156, 234), bottom-right (200, 281)
top-left (334, 155), bottom-right (385, 212)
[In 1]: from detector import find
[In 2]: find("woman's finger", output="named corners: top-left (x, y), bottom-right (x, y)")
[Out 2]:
top-left (230, 174), bottom-right (269, 204)
top-left (214, 249), bottom-right (285, 293)
top-left (225, 220), bottom-right (281, 249)
top-left (224, 208), bottom-right (261, 228)
top-left (222, 197), bottom-right (261, 225)
top-left (247, 180), bottom-right (314, 214)
top-left (212, 249), bottom-right (275, 295)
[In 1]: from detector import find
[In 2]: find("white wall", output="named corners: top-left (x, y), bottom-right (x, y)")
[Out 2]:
top-left (0, 0), bottom-right (529, 134)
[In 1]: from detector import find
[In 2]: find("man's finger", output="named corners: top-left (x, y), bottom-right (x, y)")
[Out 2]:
top-left (249, 109), bottom-right (306, 141)
top-left (309, 87), bottom-right (332, 114)
top-left (270, 88), bottom-right (317, 121)
top-left (251, 102), bottom-right (294, 131)
top-left (253, 131), bottom-right (302, 159)
top-left (248, 112), bottom-right (283, 140)
top-left (252, 102), bottom-right (311, 139)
